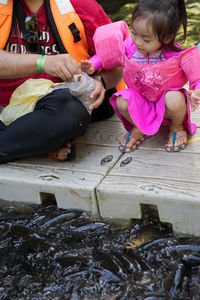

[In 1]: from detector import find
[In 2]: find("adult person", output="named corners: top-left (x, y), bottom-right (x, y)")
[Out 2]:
top-left (0, 0), bottom-right (122, 163)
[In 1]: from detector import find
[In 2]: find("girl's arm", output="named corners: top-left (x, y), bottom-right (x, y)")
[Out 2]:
top-left (80, 54), bottom-right (102, 75)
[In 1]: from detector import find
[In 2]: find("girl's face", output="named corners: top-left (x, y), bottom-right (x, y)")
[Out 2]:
top-left (131, 17), bottom-right (162, 55)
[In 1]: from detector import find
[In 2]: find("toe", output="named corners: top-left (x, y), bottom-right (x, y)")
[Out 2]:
top-left (56, 146), bottom-right (71, 161)
top-left (126, 137), bottom-right (136, 148)
top-left (166, 130), bottom-right (187, 149)
top-left (120, 135), bottom-right (127, 146)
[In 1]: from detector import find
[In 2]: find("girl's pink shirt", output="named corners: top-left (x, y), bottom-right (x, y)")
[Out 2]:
top-left (90, 21), bottom-right (200, 102)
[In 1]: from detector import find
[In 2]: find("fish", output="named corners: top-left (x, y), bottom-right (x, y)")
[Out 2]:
top-left (93, 248), bottom-right (125, 278)
top-left (124, 223), bottom-right (172, 251)
top-left (161, 245), bottom-right (200, 259)
top-left (181, 254), bottom-right (200, 268)
top-left (110, 249), bottom-right (151, 273)
top-left (163, 263), bottom-right (185, 299)
top-left (56, 255), bottom-right (87, 268)
top-left (71, 222), bottom-right (106, 232)
top-left (40, 212), bottom-right (80, 230)
top-left (0, 222), bottom-right (11, 236)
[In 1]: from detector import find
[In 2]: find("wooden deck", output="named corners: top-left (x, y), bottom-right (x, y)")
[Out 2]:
top-left (0, 107), bottom-right (200, 236)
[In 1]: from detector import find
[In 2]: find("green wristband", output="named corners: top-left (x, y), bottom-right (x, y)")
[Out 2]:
top-left (36, 55), bottom-right (47, 72)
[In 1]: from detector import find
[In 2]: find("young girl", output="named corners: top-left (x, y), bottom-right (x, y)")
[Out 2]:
top-left (81, 0), bottom-right (200, 152)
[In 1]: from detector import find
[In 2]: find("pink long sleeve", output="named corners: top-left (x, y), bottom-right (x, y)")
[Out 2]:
top-left (194, 82), bottom-right (200, 90)
top-left (92, 21), bottom-right (131, 71)
top-left (89, 54), bottom-right (103, 71)
top-left (180, 47), bottom-right (200, 90)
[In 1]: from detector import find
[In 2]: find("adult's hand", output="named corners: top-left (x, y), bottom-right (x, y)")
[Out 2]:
top-left (88, 77), bottom-right (106, 111)
top-left (0, 50), bottom-right (80, 80)
top-left (44, 54), bottom-right (81, 82)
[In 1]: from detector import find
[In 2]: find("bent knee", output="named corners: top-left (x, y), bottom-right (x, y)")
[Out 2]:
top-left (116, 96), bottom-right (128, 113)
top-left (165, 90), bottom-right (186, 112)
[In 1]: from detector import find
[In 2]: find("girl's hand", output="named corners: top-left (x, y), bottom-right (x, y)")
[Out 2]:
top-left (80, 60), bottom-right (95, 75)
top-left (188, 89), bottom-right (200, 112)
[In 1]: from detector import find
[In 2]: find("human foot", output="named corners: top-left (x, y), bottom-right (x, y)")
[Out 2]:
top-left (165, 128), bottom-right (187, 152)
top-left (119, 128), bottom-right (148, 153)
top-left (48, 140), bottom-right (76, 162)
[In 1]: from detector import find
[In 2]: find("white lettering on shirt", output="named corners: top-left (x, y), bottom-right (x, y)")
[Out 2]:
top-left (55, 0), bottom-right (73, 15)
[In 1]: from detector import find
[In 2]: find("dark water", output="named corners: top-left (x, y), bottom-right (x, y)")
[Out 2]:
top-left (0, 200), bottom-right (200, 300)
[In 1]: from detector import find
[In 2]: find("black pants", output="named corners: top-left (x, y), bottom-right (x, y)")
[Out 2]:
top-left (0, 88), bottom-right (115, 163)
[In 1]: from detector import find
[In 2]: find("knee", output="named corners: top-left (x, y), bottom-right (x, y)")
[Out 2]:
top-left (116, 96), bottom-right (128, 113)
top-left (165, 90), bottom-right (186, 112)
top-left (62, 99), bottom-right (90, 130)
top-left (49, 98), bottom-right (90, 140)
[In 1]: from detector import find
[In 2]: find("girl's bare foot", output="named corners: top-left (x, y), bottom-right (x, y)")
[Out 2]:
top-left (120, 127), bottom-right (144, 148)
top-left (165, 127), bottom-right (187, 151)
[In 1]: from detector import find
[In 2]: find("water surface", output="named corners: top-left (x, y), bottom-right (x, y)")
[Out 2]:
top-left (0, 200), bottom-right (200, 299)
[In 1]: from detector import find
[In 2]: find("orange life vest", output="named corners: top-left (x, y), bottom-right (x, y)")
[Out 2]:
top-left (0, 0), bottom-right (90, 62)
top-left (0, 0), bottom-right (125, 89)
top-left (0, 0), bottom-right (14, 50)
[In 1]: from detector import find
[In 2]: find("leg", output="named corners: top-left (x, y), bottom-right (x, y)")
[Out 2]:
top-left (0, 89), bottom-right (90, 164)
top-left (0, 121), bottom-right (6, 133)
top-left (164, 90), bottom-right (187, 151)
top-left (116, 96), bottom-right (144, 149)
top-left (56, 87), bottom-right (116, 161)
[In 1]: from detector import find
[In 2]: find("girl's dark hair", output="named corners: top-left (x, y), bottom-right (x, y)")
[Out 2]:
top-left (131, 0), bottom-right (187, 51)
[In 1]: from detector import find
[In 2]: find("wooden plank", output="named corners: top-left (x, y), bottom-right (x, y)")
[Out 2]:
top-left (143, 126), bottom-right (200, 152)
top-left (96, 175), bottom-right (200, 236)
top-left (9, 144), bottom-right (122, 176)
top-left (78, 120), bottom-right (125, 146)
top-left (108, 148), bottom-right (200, 183)
top-left (0, 164), bottom-right (103, 213)
top-left (191, 107), bottom-right (200, 126)
top-left (97, 176), bottom-right (200, 236)
top-left (78, 119), bottom-right (200, 152)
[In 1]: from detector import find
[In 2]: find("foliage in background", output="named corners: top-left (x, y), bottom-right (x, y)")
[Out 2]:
top-left (109, 1), bottom-right (200, 48)
top-left (185, 2), bottom-right (200, 47)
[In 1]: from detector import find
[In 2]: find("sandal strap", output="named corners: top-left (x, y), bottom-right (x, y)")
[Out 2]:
top-left (169, 130), bottom-right (187, 138)
top-left (125, 132), bottom-right (144, 144)
top-left (126, 132), bottom-right (132, 144)
top-left (168, 130), bottom-right (187, 145)
top-left (172, 132), bottom-right (177, 145)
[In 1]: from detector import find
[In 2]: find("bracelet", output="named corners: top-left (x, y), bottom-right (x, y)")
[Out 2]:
top-left (36, 55), bottom-right (47, 72)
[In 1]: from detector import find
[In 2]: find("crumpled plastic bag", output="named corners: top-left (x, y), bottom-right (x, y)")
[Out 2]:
top-left (53, 72), bottom-right (95, 113)
top-left (0, 73), bottom-right (95, 126)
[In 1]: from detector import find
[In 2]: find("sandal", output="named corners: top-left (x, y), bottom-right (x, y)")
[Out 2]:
top-left (48, 139), bottom-right (77, 162)
top-left (118, 132), bottom-right (148, 153)
top-left (165, 130), bottom-right (187, 152)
